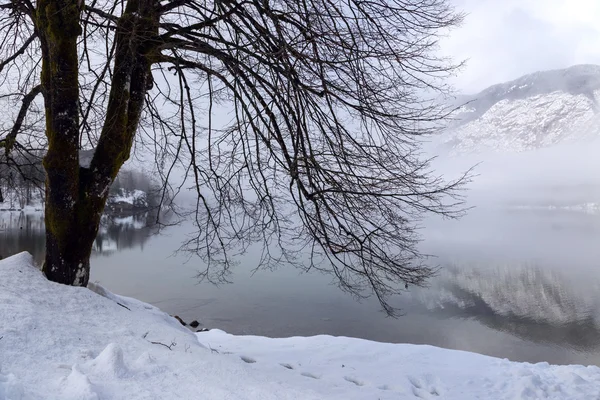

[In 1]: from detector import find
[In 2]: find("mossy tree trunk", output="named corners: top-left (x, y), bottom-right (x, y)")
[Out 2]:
top-left (37, 0), bottom-right (157, 286)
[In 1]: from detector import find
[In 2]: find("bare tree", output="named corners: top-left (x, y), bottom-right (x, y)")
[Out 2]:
top-left (0, 0), bottom-right (467, 315)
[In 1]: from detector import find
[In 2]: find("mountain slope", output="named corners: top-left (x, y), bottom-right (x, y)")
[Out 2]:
top-left (443, 65), bottom-right (600, 153)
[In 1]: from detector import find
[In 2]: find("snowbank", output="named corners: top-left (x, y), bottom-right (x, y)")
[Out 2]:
top-left (1, 253), bottom-right (599, 399)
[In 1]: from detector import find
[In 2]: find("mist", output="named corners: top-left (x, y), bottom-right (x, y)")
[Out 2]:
top-left (430, 137), bottom-right (600, 209)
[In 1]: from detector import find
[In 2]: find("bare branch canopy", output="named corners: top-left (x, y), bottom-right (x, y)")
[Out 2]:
top-left (0, 0), bottom-right (468, 315)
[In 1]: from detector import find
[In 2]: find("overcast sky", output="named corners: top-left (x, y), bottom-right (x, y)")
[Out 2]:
top-left (444, 0), bottom-right (600, 94)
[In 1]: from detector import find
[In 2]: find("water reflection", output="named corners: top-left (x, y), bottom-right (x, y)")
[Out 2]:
top-left (93, 213), bottom-right (157, 255)
top-left (0, 211), bottom-right (157, 263)
top-left (0, 212), bottom-right (45, 264)
top-left (416, 263), bottom-right (600, 352)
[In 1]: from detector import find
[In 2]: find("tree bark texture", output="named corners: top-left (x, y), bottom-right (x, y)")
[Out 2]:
top-left (37, 0), bottom-right (156, 285)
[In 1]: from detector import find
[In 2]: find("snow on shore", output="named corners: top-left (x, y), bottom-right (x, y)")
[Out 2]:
top-left (107, 189), bottom-right (148, 209)
top-left (1, 253), bottom-right (600, 399)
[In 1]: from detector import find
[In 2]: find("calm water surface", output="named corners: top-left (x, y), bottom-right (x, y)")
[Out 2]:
top-left (2, 208), bottom-right (600, 367)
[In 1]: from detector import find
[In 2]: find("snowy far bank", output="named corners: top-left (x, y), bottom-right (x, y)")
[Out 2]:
top-left (1, 253), bottom-right (599, 399)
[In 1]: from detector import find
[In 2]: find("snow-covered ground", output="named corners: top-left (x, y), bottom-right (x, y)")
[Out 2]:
top-left (0, 191), bottom-right (43, 212)
top-left (2, 253), bottom-right (600, 400)
top-left (0, 187), bottom-right (148, 213)
top-left (107, 189), bottom-right (148, 209)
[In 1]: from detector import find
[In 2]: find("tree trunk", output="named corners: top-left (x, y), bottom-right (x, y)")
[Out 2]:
top-left (37, 0), bottom-right (94, 285)
top-left (36, 0), bottom-right (157, 285)
top-left (43, 199), bottom-right (104, 286)
top-left (43, 160), bottom-right (112, 285)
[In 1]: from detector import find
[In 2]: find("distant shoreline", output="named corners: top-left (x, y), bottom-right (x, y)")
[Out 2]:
top-left (0, 207), bottom-right (43, 212)
top-left (0, 206), bottom-right (154, 215)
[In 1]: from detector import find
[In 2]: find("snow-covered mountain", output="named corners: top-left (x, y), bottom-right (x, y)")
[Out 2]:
top-left (442, 65), bottom-right (600, 153)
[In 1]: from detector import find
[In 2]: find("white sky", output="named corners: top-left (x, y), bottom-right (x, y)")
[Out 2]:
top-left (444, 0), bottom-right (600, 94)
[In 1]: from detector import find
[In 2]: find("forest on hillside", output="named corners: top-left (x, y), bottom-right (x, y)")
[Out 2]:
top-left (0, 152), bottom-right (162, 212)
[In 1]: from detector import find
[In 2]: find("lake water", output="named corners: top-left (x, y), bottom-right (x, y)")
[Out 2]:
top-left (2, 208), bottom-right (600, 367)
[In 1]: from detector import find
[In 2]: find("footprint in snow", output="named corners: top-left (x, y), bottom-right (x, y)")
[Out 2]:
top-left (343, 376), bottom-right (365, 386)
top-left (408, 375), bottom-right (441, 398)
top-left (240, 356), bottom-right (256, 364)
top-left (280, 363), bottom-right (294, 370)
top-left (301, 372), bottom-right (320, 379)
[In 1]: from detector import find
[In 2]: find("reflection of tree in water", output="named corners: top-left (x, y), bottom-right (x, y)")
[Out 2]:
top-left (93, 212), bottom-right (159, 255)
top-left (0, 211), bottom-right (160, 261)
top-left (418, 262), bottom-right (600, 351)
top-left (0, 212), bottom-right (45, 264)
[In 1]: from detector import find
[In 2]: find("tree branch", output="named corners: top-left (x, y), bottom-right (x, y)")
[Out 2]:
top-left (0, 34), bottom-right (37, 75)
top-left (83, 5), bottom-right (119, 23)
top-left (0, 85), bottom-right (42, 157)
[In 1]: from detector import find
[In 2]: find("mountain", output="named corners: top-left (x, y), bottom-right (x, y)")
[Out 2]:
top-left (442, 65), bottom-right (600, 154)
